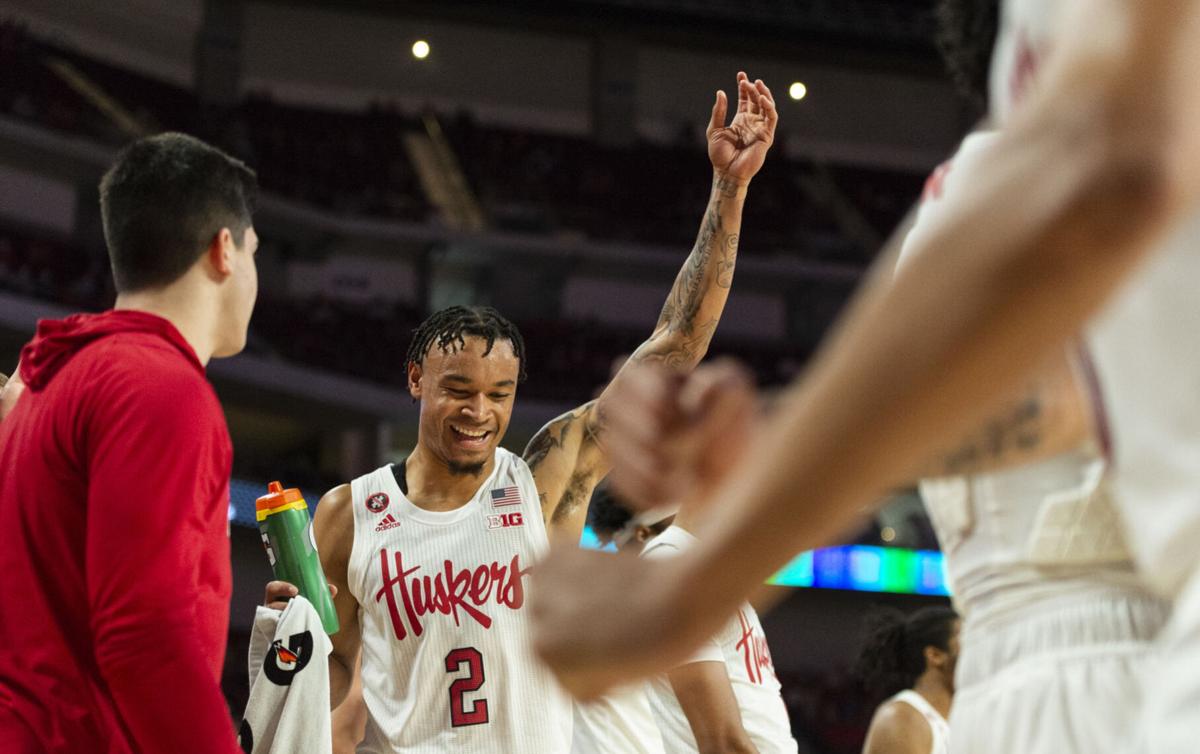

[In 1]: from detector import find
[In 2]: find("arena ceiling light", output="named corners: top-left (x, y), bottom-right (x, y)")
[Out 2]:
top-left (412, 40), bottom-right (431, 60)
top-left (789, 81), bottom-right (807, 101)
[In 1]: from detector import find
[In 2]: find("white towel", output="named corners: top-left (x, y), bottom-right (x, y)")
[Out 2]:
top-left (238, 597), bottom-right (333, 754)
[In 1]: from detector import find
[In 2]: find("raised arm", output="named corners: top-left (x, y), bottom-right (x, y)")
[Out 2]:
top-left (532, 0), bottom-right (1200, 698)
top-left (526, 72), bottom-right (777, 543)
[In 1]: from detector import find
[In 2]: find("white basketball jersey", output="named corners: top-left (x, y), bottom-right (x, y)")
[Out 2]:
top-left (1088, 210), bottom-right (1200, 599)
top-left (641, 527), bottom-right (798, 754)
top-left (900, 130), bottom-right (1141, 618)
top-left (347, 449), bottom-right (572, 753)
top-left (890, 690), bottom-right (950, 754)
top-left (572, 685), bottom-right (665, 754)
top-left (987, 0), bottom-right (1200, 601)
top-left (988, 0), bottom-right (1068, 125)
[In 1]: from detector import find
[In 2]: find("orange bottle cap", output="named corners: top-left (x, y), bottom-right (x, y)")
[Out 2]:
top-left (256, 481), bottom-right (306, 513)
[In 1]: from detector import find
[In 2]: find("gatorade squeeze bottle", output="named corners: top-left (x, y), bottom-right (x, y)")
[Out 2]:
top-left (256, 481), bottom-right (339, 635)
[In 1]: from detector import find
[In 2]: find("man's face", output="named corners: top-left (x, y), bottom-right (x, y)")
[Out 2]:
top-left (941, 619), bottom-right (962, 691)
top-left (409, 336), bottom-right (519, 475)
top-left (214, 225), bottom-right (259, 358)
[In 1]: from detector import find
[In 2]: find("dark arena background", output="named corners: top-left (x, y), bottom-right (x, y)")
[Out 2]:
top-left (0, 2), bottom-right (967, 752)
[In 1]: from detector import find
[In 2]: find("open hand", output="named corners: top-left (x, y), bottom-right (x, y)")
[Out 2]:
top-left (708, 72), bottom-right (778, 184)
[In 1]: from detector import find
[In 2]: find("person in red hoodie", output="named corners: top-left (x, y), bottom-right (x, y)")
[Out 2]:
top-left (0, 132), bottom-right (258, 754)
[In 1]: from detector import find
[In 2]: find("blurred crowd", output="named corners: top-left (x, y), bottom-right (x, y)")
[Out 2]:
top-left (1, 20), bottom-right (920, 263)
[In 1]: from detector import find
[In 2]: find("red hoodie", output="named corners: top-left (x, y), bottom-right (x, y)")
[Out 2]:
top-left (0, 310), bottom-right (239, 753)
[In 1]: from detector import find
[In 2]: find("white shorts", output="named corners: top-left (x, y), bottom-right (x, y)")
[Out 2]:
top-left (1133, 566), bottom-right (1200, 753)
top-left (949, 588), bottom-right (1167, 754)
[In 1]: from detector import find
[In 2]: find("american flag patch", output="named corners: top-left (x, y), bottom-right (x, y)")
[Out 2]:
top-left (490, 486), bottom-right (523, 508)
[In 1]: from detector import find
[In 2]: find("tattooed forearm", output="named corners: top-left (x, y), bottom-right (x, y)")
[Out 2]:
top-left (635, 174), bottom-right (745, 369)
top-left (714, 173), bottom-right (741, 198)
top-left (718, 233), bottom-right (738, 288)
top-left (937, 394), bottom-right (1044, 476)
top-left (633, 318), bottom-right (719, 369)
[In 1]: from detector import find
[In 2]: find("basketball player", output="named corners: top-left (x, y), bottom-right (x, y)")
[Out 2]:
top-left (531, 0), bottom-right (1200, 701)
top-left (888, 4), bottom-right (1170, 751)
top-left (274, 73), bottom-right (779, 752)
top-left (0, 133), bottom-right (257, 753)
top-left (640, 519), bottom-right (798, 754)
top-left (572, 484), bottom-right (667, 754)
top-left (855, 607), bottom-right (958, 754)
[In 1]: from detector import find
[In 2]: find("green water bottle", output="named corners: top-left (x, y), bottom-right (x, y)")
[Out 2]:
top-left (256, 481), bottom-right (340, 635)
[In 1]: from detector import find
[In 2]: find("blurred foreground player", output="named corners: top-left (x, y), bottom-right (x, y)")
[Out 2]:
top-left (532, 0), bottom-right (1200, 699)
top-left (276, 73), bottom-right (778, 753)
top-left (855, 607), bottom-right (958, 754)
top-left (0, 133), bottom-right (258, 754)
top-left (572, 485), bottom-right (667, 754)
top-left (592, 389), bottom-right (796, 754)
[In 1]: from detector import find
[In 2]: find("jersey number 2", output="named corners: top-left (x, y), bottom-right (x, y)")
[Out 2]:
top-left (445, 647), bottom-right (489, 726)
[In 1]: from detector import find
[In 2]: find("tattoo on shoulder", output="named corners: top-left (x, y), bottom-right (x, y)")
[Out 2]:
top-left (523, 403), bottom-right (595, 471)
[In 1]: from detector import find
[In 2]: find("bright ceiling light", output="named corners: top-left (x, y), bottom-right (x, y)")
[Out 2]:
top-left (789, 81), bottom-right (807, 101)
top-left (412, 40), bottom-right (431, 60)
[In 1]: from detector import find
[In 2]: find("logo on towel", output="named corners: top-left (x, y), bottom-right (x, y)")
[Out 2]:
top-left (263, 631), bottom-right (314, 686)
top-left (366, 492), bottom-right (390, 514)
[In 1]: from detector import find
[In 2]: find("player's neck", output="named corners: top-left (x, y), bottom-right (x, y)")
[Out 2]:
top-left (911, 672), bottom-right (952, 719)
top-left (114, 284), bottom-right (218, 365)
top-left (404, 444), bottom-right (494, 511)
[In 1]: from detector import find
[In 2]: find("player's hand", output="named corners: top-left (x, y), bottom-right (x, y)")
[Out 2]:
top-left (707, 72), bottom-right (778, 184)
top-left (263, 580), bottom-right (336, 610)
top-left (0, 367), bottom-right (24, 422)
top-left (607, 359), bottom-right (758, 513)
top-left (532, 546), bottom-right (722, 700)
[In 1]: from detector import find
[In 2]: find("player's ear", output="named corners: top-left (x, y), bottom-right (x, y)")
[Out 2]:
top-left (923, 644), bottom-right (946, 669)
top-left (206, 228), bottom-right (236, 278)
top-left (408, 362), bottom-right (423, 402)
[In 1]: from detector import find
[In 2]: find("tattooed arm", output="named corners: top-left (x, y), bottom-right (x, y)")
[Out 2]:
top-left (526, 72), bottom-right (778, 543)
top-left (916, 345), bottom-right (1098, 478)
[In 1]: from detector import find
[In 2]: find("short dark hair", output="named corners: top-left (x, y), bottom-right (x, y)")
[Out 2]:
top-left (405, 305), bottom-right (527, 381)
top-left (587, 483), bottom-right (635, 541)
top-left (853, 605), bottom-right (958, 700)
top-left (99, 132), bottom-right (258, 293)
top-left (934, 0), bottom-right (1000, 116)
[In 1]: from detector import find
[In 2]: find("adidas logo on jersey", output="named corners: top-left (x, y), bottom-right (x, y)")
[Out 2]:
top-left (375, 514), bottom-right (401, 532)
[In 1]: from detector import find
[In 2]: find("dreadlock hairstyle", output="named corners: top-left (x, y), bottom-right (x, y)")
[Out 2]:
top-left (854, 606), bottom-right (958, 701)
top-left (934, 0), bottom-right (1001, 118)
top-left (405, 305), bottom-right (528, 382)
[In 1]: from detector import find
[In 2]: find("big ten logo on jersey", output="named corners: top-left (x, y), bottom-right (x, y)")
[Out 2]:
top-left (487, 511), bottom-right (524, 530)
